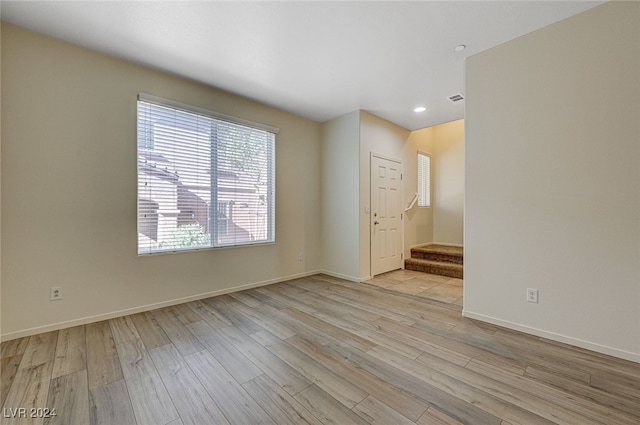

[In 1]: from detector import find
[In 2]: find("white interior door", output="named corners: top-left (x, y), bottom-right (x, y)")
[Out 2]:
top-left (371, 154), bottom-right (403, 276)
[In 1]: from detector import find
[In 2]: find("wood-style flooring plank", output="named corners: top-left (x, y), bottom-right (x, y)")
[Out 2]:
top-left (278, 284), bottom-right (383, 324)
top-left (242, 288), bottom-right (290, 310)
top-left (295, 278), bottom-right (418, 325)
top-left (463, 357), bottom-right (639, 425)
top-left (524, 364), bottom-right (640, 417)
top-left (242, 374), bottom-right (324, 425)
top-left (217, 325), bottom-right (312, 396)
top-left (185, 300), bottom-right (232, 329)
top-left (535, 337), bottom-right (640, 380)
top-left (340, 314), bottom-right (425, 360)
top-left (371, 317), bottom-right (471, 368)
top-left (286, 333), bottom-right (428, 422)
top-left (366, 345), bottom-right (554, 425)
top-left (328, 341), bottom-right (505, 425)
top-left (2, 272), bottom-right (638, 425)
top-left (227, 291), bottom-right (263, 308)
top-left (225, 298), bottom-right (298, 339)
top-left (294, 384), bottom-right (369, 425)
top-left (149, 344), bottom-right (230, 425)
top-left (352, 395), bottom-right (416, 425)
top-left (129, 311), bottom-right (172, 350)
top-left (1, 337), bottom-right (30, 359)
top-left (186, 320), bottom-right (263, 384)
top-left (2, 361), bottom-right (54, 425)
top-left (311, 311), bottom-right (422, 360)
top-left (490, 329), bottom-right (599, 384)
top-left (315, 275), bottom-right (463, 323)
top-left (184, 349), bottom-right (275, 425)
top-left (590, 373), bottom-right (640, 402)
top-left (89, 379), bottom-right (136, 425)
top-left (86, 321), bottom-right (123, 389)
top-left (18, 332), bottom-right (57, 370)
top-left (45, 369), bottom-right (89, 425)
top-left (149, 308), bottom-right (205, 357)
top-left (116, 339), bottom-right (178, 425)
top-left (281, 307), bottom-right (376, 352)
top-left (166, 304), bottom-right (203, 326)
top-left (417, 406), bottom-right (465, 425)
top-left (108, 316), bottom-right (141, 345)
top-left (251, 330), bottom-right (368, 409)
top-left (409, 319), bottom-right (527, 374)
top-left (253, 286), bottom-right (323, 318)
top-left (1, 355), bottom-right (22, 407)
top-left (203, 295), bottom-right (264, 334)
top-left (52, 326), bottom-right (86, 379)
top-left (230, 292), bottom-right (335, 345)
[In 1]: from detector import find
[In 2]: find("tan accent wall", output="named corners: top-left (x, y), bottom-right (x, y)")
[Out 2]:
top-left (433, 120), bottom-right (464, 245)
top-left (320, 111), bottom-right (361, 281)
top-left (1, 24), bottom-right (321, 338)
top-left (464, 1), bottom-right (640, 361)
top-left (359, 111), bottom-right (435, 279)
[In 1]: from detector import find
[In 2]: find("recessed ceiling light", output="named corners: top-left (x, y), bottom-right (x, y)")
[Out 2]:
top-left (413, 106), bottom-right (426, 113)
top-left (454, 44), bottom-right (466, 52)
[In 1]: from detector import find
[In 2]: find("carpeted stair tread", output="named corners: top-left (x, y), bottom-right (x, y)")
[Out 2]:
top-left (404, 258), bottom-right (463, 279)
top-left (410, 244), bottom-right (463, 265)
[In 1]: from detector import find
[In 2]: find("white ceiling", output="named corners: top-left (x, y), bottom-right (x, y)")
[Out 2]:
top-left (1, 1), bottom-right (604, 130)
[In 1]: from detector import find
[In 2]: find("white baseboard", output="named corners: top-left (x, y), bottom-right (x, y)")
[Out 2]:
top-left (318, 270), bottom-right (367, 283)
top-left (462, 310), bottom-right (640, 363)
top-left (1, 270), bottom-right (323, 342)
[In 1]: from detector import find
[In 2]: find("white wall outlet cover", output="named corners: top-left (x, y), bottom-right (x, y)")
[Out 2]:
top-left (50, 287), bottom-right (63, 300)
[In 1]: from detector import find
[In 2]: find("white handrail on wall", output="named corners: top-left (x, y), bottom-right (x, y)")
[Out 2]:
top-left (405, 193), bottom-right (418, 212)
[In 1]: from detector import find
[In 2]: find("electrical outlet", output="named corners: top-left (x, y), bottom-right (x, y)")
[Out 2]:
top-left (526, 288), bottom-right (538, 303)
top-left (51, 287), bottom-right (63, 301)
top-left (298, 252), bottom-right (304, 261)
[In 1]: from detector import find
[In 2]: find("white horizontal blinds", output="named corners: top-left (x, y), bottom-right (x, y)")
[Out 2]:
top-left (213, 121), bottom-right (275, 247)
top-left (137, 98), bottom-right (275, 254)
top-left (417, 152), bottom-right (431, 207)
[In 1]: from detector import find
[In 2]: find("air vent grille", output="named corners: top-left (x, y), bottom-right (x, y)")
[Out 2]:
top-left (448, 93), bottom-right (464, 103)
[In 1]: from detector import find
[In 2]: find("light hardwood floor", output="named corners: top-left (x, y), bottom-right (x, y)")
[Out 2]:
top-left (1, 273), bottom-right (638, 425)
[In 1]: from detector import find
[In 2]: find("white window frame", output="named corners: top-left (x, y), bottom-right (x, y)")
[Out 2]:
top-left (136, 94), bottom-right (278, 255)
top-left (417, 151), bottom-right (431, 208)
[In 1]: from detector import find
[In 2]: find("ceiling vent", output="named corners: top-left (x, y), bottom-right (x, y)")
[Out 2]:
top-left (448, 93), bottom-right (464, 103)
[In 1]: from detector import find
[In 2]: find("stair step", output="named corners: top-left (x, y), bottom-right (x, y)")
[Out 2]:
top-left (410, 244), bottom-right (463, 264)
top-left (404, 258), bottom-right (463, 279)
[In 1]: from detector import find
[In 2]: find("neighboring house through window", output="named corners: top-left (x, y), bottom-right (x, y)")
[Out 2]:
top-left (137, 94), bottom-right (277, 254)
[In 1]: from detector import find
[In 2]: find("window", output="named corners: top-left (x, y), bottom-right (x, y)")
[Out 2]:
top-left (417, 152), bottom-right (431, 207)
top-left (137, 94), bottom-right (277, 254)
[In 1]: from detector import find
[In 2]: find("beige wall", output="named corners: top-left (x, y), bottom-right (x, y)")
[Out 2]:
top-left (320, 111), bottom-right (361, 281)
top-left (1, 24), bottom-right (322, 339)
top-left (0, 21), bottom-right (3, 337)
top-left (359, 111), bottom-right (434, 279)
top-left (406, 128), bottom-right (435, 250)
top-left (465, 1), bottom-right (640, 361)
top-left (433, 120), bottom-right (464, 245)
top-left (320, 111), bottom-right (437, 281)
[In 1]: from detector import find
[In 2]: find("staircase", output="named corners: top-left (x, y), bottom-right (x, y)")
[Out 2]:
top-left (404, 244), bottom-right (463, 279)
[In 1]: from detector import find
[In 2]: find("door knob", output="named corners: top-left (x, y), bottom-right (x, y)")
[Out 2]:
top-left (374, 221), bottom-right (380, 225)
